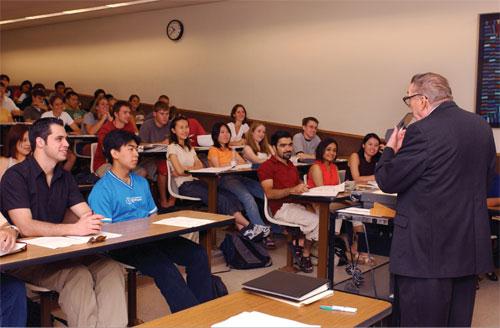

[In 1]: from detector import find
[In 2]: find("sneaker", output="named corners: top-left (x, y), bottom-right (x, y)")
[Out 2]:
top-left (298, 256), bottom-right (313, 273)
top-left (241, 224), bottom-right (268, 241)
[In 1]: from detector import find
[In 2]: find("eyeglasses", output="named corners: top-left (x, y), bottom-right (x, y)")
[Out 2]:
top-left (402, 93), bottom-right (424, 106)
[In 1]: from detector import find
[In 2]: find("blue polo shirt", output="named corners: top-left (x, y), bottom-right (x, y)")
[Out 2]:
top-left (88, 170), bottom-right (157, 223)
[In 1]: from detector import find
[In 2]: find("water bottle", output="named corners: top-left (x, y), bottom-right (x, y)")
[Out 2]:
top-left (230, 147), bottom-right (237, 167)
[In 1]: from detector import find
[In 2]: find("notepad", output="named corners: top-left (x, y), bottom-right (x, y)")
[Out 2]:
top-left (0, 242), bottom-right (27, 257)
top-left (211, 311), bottom-right (320, 328)
top-left (153, 216), bottom-right (214, 228)
top-left (20, 232), bottom-right (122, 249)
top-left (301, 183), bottom-right (345, 197)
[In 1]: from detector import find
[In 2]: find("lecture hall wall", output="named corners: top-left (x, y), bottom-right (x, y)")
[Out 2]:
top-left (1, 0), bottom-right (499, 152)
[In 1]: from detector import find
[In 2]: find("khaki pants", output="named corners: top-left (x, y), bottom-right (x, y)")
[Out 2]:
top-left (11, 256), bottom-right (127, 327)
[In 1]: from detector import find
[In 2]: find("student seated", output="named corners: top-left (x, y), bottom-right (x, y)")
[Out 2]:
top-left (242, 121), bottom-right (274, 164)
top-left (64, 91), bottom-right (86, 126)
top-left (293, 116), bottom-right (321, 160)
top-left (82, 95), bottom-right (113, 135)
top-left (347, 133), bottom-right (381, 183)
top-left (13, 80), bottom-right (32, 105)
top-left (1, 118), bottom-right (127, 327)
top-left (208, 122), bottom-right (272, 246)
top-left (0, 212), bottom-right (27, 328)
top-left (0, 125), bottom-right (31, 181)
top-left (139, 101), bottom-right (175, 209)
top-left (49, 80), bottom-right (66, 99)
top-left (0, 82), bottom-right (21, 123)
top-left (128, 94), bottom-right (141, 133)
top-left (168, 106), bottom-right (207, 147)
top-left (89, 129), bottom-right (214, 313)
top-left (258, 130), bottom-right (319, 273)
top-left (94, 100), bottom-right (144, 177)
top-left (168, 116), bottom-right (269, 240)
top-left (23, 88), bottom-right (48, 122)
top-left (227, 104), bottom-right (249, 146)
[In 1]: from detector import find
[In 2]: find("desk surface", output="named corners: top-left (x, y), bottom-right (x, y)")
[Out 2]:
top-left (139, 290), bottom-right (392, 328)
top-left (0, 210), bottom-right (233, 271)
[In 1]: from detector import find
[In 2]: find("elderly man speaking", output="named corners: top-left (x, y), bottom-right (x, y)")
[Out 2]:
top-left (375, 72), bottom-right (496, 327)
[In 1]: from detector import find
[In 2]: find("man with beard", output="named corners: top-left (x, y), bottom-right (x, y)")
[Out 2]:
top-left (258, 130), bottom-right (319, 273)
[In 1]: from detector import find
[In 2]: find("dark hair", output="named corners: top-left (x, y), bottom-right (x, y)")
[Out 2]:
top-left (302, 116), bottom-right (319, 126)
top-left (153, 101), bottom-right (168, 112)
top-left (211, 122), bottom-right (231, 149)
top-left (230, 104), bottom-right (247, 124)
top-left (94, 88), bottom-right (105, 98)
top-left (104, 94), bottom-right (114, 101)
top-left (169, 115), bottom-right (191, 150)
top-left (113, 100), bottom-right (131, 114)
top-left (49, 94), bottom-right (64, 106)
top-left (32, 83), bottom-right (45, 90)
top-left (20, 80), bottom-right (32, 91)
top-left (31, 88), bottom-right (46, 98)
top-left (29, 117), bottom-right (64, 150)
top-left (270, 130), bottom-right (292, 146)
top-left (63, 87), bottom-right (73, 95)
top-left (158, 94), bottom-right (169, 101)
top-left (54, 81), bottom-right (65, 89)
top-left (103, 130), bottom-right (141, 164)
top-left (3, 125), bottom-right (30, 159)
top-left (0, 81), bottom-right (5, 88)
top-left (64, 91), bottom-right (78, 101)
top-left (129, 94), bottom-right (140, 102)
top-left (315, 137), bottom-right (338, 161)
top-left (0, 74), bottom-right (10, 82)
top-left (357, 133), bottom-right (381, 159)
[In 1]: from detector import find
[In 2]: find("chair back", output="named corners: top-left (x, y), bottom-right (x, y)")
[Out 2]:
top-left (90, 142), bottom-right (98, 174)
top-left (263, 194), bottom-right (301, 228)
top-left (166, 160), bottom-right (202, 201)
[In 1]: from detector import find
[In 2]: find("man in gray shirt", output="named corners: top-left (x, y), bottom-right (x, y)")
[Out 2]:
top-left (292, 116), bottom-right (321, 160)
top-left (138, 101), bottom-right (174, 209)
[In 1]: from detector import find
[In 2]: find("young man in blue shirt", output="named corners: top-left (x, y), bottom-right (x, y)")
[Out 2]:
top-left (88, 130), bottom-right (214, 313)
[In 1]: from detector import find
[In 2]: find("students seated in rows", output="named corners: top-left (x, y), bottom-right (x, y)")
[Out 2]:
top-left (89, 130), bottom-right (214, 313)
top-left (82, 95), bottom-right (113, 135)
top-left (0, 74), bottom-right (11, 98)
top-left (0, 118), bottom-right (127, 327)
top-left (12, 80), bottom-right (32, 105)
top-left (64, 91), bottom-right (86, 126)
top-left (0, 82), bottom-right (21, 123)
top-left (258, 130), bottom-right (319, 273)
top-left (242, 121), bottom-right (274, 164)
top-left (139, 101), bottom-right (176, 209)
top-left (41, 95), bottom-right (81, 134)
top-left (208, 122), bottom-right (271, 242)
top-left (0, 125), bottom-right (31, 181)
top-left (23, 88), bottom-right (48, 122)
top-left (0, 212), bottom-right (26, 328)
top-left (293, 116), bottom-right (321, 161)
top-left (94, 100), bottom-right (140, 176)
top-left (168, 116), bottom-right (269, 240)
top-left (347, 133), bottom-right (381, 183)
top-left (227, 104), bottom-right (249, 146)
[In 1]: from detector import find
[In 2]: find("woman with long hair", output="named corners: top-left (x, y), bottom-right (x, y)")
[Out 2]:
top-left (227, 104), bottom-right (249, 146)
top-left (242, 121), bottom-right (274, 164)
top-left (347, 133), bottom-right (381, 183)
top-left (0, 125), bottom-right (31, 181)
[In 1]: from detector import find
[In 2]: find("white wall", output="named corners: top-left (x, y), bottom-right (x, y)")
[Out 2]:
top-left (1, 0), bottom-right (499, 151)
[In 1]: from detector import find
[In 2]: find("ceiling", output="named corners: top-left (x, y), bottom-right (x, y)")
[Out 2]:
top-left (0, 0), bottom-right (218, 30)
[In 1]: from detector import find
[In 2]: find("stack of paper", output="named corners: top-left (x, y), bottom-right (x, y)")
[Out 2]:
top-left (301, 183), bottom-right (345, 197)
top-left (153, 217), bottom-right (214, 228)
top-left (211, 311), bottom-right (319, 328)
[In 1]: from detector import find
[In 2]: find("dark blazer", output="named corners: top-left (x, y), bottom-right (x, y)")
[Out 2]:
top-left (375, 101), bottom-right (496, 278)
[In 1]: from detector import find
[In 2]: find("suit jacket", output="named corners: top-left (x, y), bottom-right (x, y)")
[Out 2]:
top-left (375, 101), bottom-right (496, 278)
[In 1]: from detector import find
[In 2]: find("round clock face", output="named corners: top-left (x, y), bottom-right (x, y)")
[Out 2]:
top-left (167, 19), bottom-right (184, 41)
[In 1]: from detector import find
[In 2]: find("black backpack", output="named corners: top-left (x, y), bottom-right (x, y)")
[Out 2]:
top-left (219, 232), bottom-right (272, 269)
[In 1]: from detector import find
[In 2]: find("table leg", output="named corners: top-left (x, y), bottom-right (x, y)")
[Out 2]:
top-left (317, 202), bottom-right (330, 278)
top-left (199, 229), bottom-right (213, 268)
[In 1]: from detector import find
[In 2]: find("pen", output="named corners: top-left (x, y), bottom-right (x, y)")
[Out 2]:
top-left (320, 305), bottom-right (357, 313)
top-left (101, 218), bottom-right (112, 223)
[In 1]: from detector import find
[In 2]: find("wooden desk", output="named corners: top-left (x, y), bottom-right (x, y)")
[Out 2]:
top-left (139, 290), bottom-right (392, 328)
top-left (0, 210), bottom-right (234, 271)
top-left (67, 134), bottom-right (98, 142)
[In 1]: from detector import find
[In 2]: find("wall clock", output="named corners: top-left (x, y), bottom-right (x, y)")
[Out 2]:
top-left (166, 19), bottom-right (184, 41)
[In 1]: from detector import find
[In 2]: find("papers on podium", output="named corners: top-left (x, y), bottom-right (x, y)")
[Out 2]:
top-left (211, 311), bottom-right (320, 328)
top-left (242, 270), bottom-right (330, 304)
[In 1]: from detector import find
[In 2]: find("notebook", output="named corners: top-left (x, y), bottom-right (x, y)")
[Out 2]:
top-left (0, 242), bottom-right (27, 257)
top-left (242, 270), bottom-right (330, 302)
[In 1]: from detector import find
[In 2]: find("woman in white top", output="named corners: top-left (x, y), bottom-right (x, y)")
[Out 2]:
top-left (242, 121), bottom-right (274, 164)
top-left (41, 95), bottom-right (81, 134)
top-left (0, 124), bottom-right (31, 181)
top-left (167, 115), bottom-right (269, 241)
top-left (227, 104), bottom-right (249, 146)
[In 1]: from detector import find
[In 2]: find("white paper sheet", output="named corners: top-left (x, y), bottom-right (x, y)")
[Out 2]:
top-left (301, 183), bottom-right (345, 197)
top-left (336, 207), bottom-right (372, 215)
top-left (0, 242), bottom-right (26, 257)
top-left (153, 216), bottom-right (214, 228)
top-left (212, 311), bottom-right (320, 328)
top-left (21, 232), bottom-right (122, 249)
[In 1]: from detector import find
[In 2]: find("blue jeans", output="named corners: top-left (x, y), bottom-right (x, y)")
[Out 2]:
top-left (220, 175), bottom-right (265, 226)
top-left (110, 236), bottom-right (213, 313)
top-left (179, 180), bottom-right (243, 215)
top-left (0, 274), bottom-right (26, 327)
